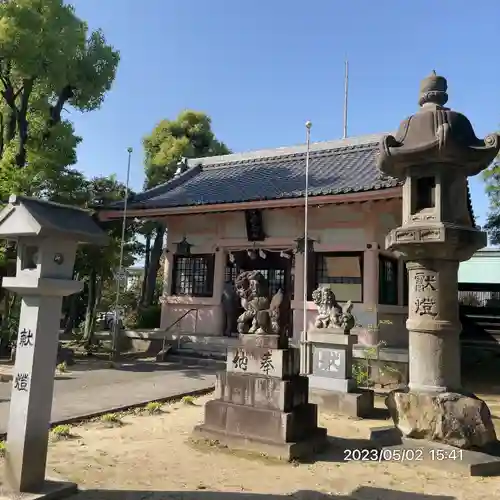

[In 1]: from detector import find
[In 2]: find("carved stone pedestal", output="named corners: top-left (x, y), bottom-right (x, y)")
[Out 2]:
top-left (306, 329), bottom-right (374, 418)
top-left (193, 334), bottom-right (327, 460)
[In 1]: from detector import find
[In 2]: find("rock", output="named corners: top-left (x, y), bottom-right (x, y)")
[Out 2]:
top-left (385, 389), bottom-right (497, 449)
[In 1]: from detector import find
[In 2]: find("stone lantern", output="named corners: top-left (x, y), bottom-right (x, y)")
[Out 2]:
top-left (377, 73), bottom-right (499, 456)
top-left (0, 195), bottom-right (108, 496)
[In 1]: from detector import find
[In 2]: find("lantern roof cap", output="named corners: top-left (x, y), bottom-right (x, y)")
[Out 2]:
top-left (378, 72), bottom-right (500, 178)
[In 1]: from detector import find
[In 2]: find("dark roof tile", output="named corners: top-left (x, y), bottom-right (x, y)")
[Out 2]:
top-left (120, 134), bottom-right (402, 210)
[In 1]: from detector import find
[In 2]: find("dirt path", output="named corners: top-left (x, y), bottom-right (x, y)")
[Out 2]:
top-left (10, 393), bottom-right (494, 500)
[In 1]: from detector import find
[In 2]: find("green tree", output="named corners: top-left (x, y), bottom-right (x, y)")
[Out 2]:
top-left (484, 158), bottom-right (500, 245)
top-left (0, 0), bottom-right (119, 169)
top-left (141, 110), bottom-right (230, 306)
top-left (75, 176), bottom-right (143, 346)
top-left (0, 0), bottom-right (119, 347)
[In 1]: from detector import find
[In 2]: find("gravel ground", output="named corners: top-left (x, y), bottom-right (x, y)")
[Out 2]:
top-left (7, 392), bottom-right (495, 500)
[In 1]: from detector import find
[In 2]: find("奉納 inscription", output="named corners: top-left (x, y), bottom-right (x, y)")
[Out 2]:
top-left (18, 328), bottom-right (34, 348)
top-left (260, 351), bottom-right (274, 375)
top-left (13, 373), bottom-right (29, 392)
top-left (414, 272), bottom-right (437, 293)
top-left (414, 297), bottom-right (437, 317)
top-left (232, 349), bottom-right (248, 371)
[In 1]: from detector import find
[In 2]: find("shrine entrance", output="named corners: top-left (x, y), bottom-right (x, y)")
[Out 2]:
top-left (225, 250), bottom-right (294, 337)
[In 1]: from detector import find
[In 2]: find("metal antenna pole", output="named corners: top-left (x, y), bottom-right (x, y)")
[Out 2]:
top-left (300, 121), bottom-right (312, 375)
top-left (343, 59), bottom-right (349, 139)
top-left (111, 147), bottom-right (133, 361)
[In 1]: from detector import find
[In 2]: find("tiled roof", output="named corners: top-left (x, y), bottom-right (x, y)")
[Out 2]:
top-left (124, 134), bottom-right (402, 210)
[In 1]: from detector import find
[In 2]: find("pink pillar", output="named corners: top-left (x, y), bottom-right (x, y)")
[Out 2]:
top-left (362, 244), bottom-right (379, 345)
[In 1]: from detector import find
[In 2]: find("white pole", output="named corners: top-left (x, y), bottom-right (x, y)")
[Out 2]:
top-left (300, 122), bottom-right (312, 375)
top-left (111, 147), bottom-right (133, 360)
top-left (343, 59), bottom-right (349, 139)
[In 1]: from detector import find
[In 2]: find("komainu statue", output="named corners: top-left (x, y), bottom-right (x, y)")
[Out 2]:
top-left (311, 286), bottom-right (355, 334)
top-left (235, 271), bottom-right (283, 335)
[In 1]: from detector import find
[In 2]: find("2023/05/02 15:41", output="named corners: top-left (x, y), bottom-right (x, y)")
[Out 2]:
top-left (344, 448), bottom-right (464, 462)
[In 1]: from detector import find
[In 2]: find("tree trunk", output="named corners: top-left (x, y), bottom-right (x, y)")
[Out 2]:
top-left (44, 85), bottom-right (74, 140)
top-left (83, 269), bottom-right (98, 347)
top-left (143, 225), bottom-right (164, 307)
top-left (1, 289), bottom-right (10, 334)
top-left (140, 232), bottom-right (151, 306)
top-left (63, 293), bottom-right (80, 335)
top-left (15, 78), bottom-right (34, 168)
top-left (1, 76), bottom-right (18, 143)
top-left (4, 105), bottom-right (16, 143)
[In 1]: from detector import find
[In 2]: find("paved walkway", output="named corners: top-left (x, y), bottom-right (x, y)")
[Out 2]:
top-left (0, 359), bottom-right (217, 434)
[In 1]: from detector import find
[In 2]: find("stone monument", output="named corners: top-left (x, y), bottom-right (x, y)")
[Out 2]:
top-left (0, 195), bottom-right (108, 496)
top-left (305, 286), bottom-right (374, 417)
top-left (375, 72), bottom-right (500, 474)
top-left (194, 271), bottom-right (327, 460)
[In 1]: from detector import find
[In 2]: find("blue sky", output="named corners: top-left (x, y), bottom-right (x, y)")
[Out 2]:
top-left (70, 0), bottom-right (499, 228)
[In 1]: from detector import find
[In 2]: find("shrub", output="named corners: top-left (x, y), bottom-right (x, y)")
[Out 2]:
top-left (56, 361), bottom-right (68, 373)
top-left (145, 401), bottom-right (163, 414)
top-left (181, 395), bottom-right (196, 405)
top-left (0, 440), bottom-right (6, 456)
top-left (100, 413), bottom-right (122, 426)
top-left (51, 425), bottom-right (72, 441)
top-left (135, 305), bottom-right (162, 329)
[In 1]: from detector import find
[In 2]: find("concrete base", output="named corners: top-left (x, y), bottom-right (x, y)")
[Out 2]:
top-left (0, 479), bottom-right (77, 500)
top-left (193, 424), bottom-right (327, 461)
top-left (308, 375), bottom-right (356, 393)
top-left (310, 388), bottom-right (374, 418)
top-left (369, 426), bottom-right (500, 476)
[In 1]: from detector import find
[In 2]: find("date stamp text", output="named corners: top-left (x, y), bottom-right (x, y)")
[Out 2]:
top-left (344, 448), bottom-right (464, 462)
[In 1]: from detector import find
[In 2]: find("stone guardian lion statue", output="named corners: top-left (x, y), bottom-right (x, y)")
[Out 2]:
top-left (234, 271), bottom-right (283, 335)
top-left (311, 286), bottom-right (356, 334)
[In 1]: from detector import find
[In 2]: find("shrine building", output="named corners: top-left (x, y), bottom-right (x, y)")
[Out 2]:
top-left (99, 133), bottom-right (435, 353)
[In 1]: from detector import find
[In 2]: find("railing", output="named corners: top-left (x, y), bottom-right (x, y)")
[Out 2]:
top-left (118, 308), bottom-right (198, 354)
top-left (458, 283), bottom-right (500, 310)
top-left (161, 308), bottom-right (198, 353)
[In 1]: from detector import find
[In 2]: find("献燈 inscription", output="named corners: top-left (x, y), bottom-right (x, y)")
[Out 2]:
top-left (18, 327), bottom-right (34, 348)
top-left (414, 272), bottom-right (437, 293)
top-left (13, 372), bottom-right (29, 392)
top-left (414, 297), bottom-right (437, 317)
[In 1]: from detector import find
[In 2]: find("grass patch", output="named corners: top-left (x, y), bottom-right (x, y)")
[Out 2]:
top-left (56, 361), bottom-right (68, 373)
top-left (50, 424), bottom-right (73, 441)
top-left (145, 401), bottom-right (163, 414)
top-left (0, 440), bottom-right (5, 457)
top-left (100, 413), bottom-right (123, 427)
top-left (181, 395), bottom-right (197, 406)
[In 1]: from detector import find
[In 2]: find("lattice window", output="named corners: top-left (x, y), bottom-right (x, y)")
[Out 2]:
top-left (252, 268), bottom-right (285, 296)
top-left (172, 254), bottom-right (215, 297)
top-left (379, 255), bottom-right (399, 305)
top-left (225, 262), bottom-right (240, 284)
top-left (309, 252), bottom-right (364, 302)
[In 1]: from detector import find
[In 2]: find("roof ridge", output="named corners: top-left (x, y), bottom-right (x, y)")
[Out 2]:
top-left (186, 133), bottom-right (392, 169)
top-left (201, 142), bottom-right (379, 170)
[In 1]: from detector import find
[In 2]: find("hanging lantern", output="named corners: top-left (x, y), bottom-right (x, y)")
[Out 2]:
top-left (294, 236), bottom-right (315, 254)
top-left (176, 237), bottom-right (192, 256)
